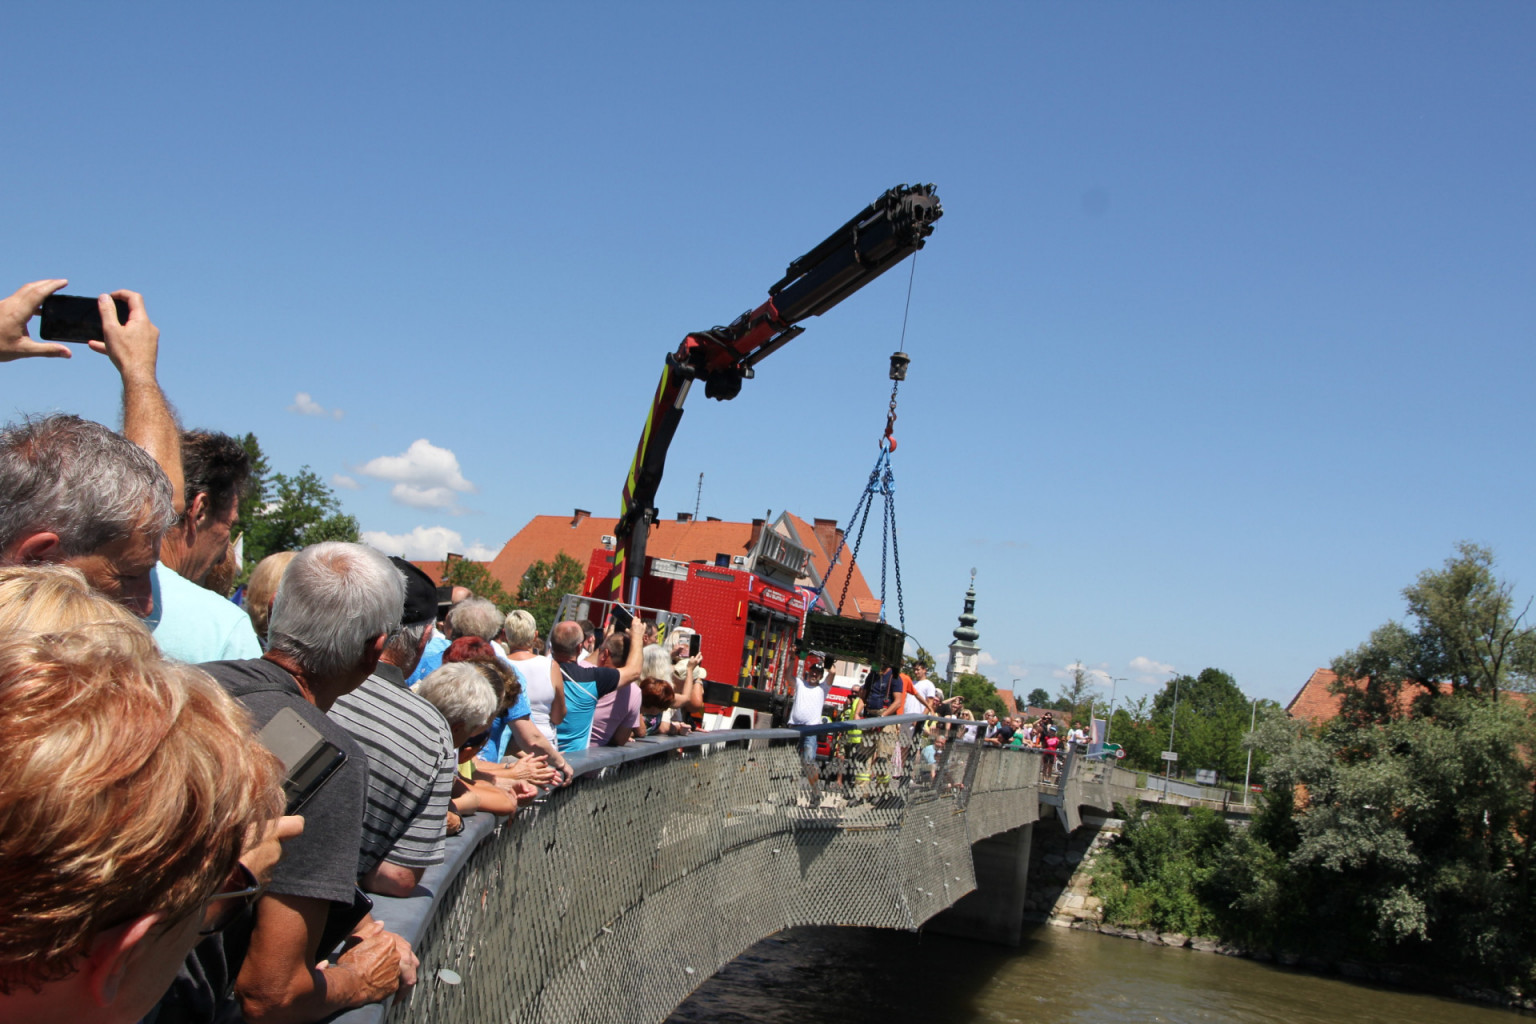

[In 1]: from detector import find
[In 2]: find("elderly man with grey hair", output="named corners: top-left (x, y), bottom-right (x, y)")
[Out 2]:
top-left (190, 542), bottom-right (418, 1024)
top-left (0, 414), bottom-right (176, 618)
top-left (328, 557), bottom-right (458, 899)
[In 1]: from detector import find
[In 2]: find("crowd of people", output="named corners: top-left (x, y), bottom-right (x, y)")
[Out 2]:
top-left (0, 280), bottom-right (1060, 1023)
top-left (976, 708), bottom-right (1093, 777)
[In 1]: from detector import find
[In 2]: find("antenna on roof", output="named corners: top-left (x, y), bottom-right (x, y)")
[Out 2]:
top-left (694, 473), bottom-right (703, 523)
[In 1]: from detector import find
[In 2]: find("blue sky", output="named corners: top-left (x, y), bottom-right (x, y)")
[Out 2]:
top-left (5, 3), bottom-right (1533, 706)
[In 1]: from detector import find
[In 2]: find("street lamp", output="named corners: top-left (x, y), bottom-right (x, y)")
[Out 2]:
top-left (1104, 677), bottom-right (1126, 745)
top-left (1163, 671), bottom-right (1181, 796)
top-left (1242, 697), bottom-right (1259, 806)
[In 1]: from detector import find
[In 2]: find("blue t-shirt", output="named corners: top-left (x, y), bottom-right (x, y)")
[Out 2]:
top-left (553, 662), bottom-right (621, 752)
top-left (405, 631), bottom-right (450, 686)
top-left (145, 563), bottom-right (262, 664)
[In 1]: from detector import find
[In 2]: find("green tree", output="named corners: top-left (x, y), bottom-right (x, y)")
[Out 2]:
top-left (1108, 696), bottom-right (1163, 772)
top-left (1025, 687), bottom-right (1051, 710)
top-left (1144, 668), bottom-right (1259, 780)
top-left (950, 672), bottom-right (1007, 717)
top-left (517, 552), bottom-right (585, 637)
top-left (441, 559), bottom-right (513, 613)
top-left (1093, 802), bottom-right (1230, 936)
top-left (236, 432), bottom-right (271, 536)
top-left (1333, 542), bottom-right (1536, 718)
top-left (1232, 695), bottom-right (1536, 978)
top-left (241, 465), bottom-right (359, 575)
top-left (1055, 662), bottom-right (1097, 714)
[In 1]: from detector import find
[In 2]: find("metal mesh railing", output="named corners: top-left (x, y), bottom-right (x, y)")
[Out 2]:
top-left (356, 717), bottom-right (1100, 1024)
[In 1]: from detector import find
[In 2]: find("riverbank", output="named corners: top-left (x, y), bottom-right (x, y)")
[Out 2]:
top-left (1030, 809), bottom-right (1533, 1014)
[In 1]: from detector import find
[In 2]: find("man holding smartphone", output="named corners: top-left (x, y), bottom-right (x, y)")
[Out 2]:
top-left (181, 543), bottom-right (417, 1024)
top-left (0, 281), bottom-right (189, 622)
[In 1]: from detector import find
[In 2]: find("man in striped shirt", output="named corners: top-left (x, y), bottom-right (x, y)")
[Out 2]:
top-left (329, 557), bottom-right (457, 897)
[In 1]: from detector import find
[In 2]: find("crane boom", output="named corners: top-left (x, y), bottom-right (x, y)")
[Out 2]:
top-left (612, 183), bottom-right (942, 601)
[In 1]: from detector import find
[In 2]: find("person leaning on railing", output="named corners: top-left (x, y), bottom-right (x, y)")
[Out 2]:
top-left (417, 662), bottom-right (539, 822)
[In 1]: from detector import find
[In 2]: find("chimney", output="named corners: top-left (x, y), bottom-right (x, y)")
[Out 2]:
top-left (748, 517), bottom-right (765, 551)
top-left (571, 508), bottom-right (589, 527)
top-left (812, 518), bottom-right (839, 559)
top-left (676, 512), bottom-right (692, 522)
top-left (706, 516), bottom-right (721, 522)
top-left (826, 527), bottom-right (846, 567)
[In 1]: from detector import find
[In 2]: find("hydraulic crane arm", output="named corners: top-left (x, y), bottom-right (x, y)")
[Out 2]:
top-left (612, 183), bottom-right (943, 602)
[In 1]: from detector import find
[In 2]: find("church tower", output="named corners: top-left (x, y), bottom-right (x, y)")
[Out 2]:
top-left (946, 569), bottom-right (982, 684)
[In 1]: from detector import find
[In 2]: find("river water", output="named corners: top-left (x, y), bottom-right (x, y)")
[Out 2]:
top-left (666, 923), bottom-right (1515, 1023)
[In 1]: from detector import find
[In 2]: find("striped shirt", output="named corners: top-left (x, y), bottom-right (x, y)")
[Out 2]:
top-left (329, 662), bottom-right (457, 875)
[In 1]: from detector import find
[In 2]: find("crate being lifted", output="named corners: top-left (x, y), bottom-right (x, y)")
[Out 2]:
top-left (800, 612), bottom-right (905, 672)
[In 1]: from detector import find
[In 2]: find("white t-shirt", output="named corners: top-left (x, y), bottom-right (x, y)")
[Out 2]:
top-left (510, 654), bottom-right (560, 744)
top-left (904, 677), bottom-right (937, 715)
top-left (789, 676), bottom-right (829, 726)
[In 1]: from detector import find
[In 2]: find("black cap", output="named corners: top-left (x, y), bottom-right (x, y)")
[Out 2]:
top-left (391, 556), bottom-right (439, 626)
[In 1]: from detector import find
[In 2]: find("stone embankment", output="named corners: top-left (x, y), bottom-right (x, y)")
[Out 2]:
top-left (1020, 811), bottom-right (1116, 927)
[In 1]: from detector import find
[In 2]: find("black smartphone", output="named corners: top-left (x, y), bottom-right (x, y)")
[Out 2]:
top-left (689, 633), bottom-right (701, 657)
top-left (258, 707), bottom-right (349, 816)
top-left (37, 294), bottom-right (130, 343)
top-left (611, 604), bottom-right (633, 632)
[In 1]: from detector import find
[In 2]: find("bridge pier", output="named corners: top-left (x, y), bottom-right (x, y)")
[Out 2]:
top-left (925, 822), bottom-right (1034, 946)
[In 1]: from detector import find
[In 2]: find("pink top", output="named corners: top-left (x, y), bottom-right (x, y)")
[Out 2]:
top-left (588, 684), bottom-right (641, 747)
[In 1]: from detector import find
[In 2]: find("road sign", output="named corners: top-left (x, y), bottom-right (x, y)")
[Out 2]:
top-left (1115, 748), bottom-right (1127, 760)
top-left (1160, 750), bottom-right (1179, 761)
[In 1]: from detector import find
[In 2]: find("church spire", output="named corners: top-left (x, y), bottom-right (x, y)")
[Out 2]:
top-left (946, 569), bottom-right (982, 683)
top-left (953, 568), bottom-right (979, 644)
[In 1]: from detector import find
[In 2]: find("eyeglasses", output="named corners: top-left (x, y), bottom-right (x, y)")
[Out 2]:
top-left (200, 864), bottom-right (263, 936)
top-left (461, 728), bottom-right (492, 751)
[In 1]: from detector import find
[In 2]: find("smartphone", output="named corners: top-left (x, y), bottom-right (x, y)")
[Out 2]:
top-left (38, 294), bottom-right (130, 343)
top-left (257, 707), bottom-right (348, 816)
top-left (689, 633), bottom-right (701, 658)
top-left (611, 604), bottom-right (633, 632)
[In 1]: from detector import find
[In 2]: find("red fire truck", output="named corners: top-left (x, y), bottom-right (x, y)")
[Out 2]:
top-left (567, 543), bottom-right (809, 730)
top-left (558, 184), bottom-right (942, 729)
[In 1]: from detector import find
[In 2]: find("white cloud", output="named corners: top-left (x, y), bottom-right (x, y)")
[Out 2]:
top-left (331, 474), bottom-right (361, 490)
top-left (1006, 664), bottom-right (1030, 679)
top-left (357, 440), bottom-right (476, 513)
top-left (977, 651), bottom-right (998, 666)
top-left (361, 525), bottom-right (499, 562)
top-left (288, 392), bottom-right (344, 420)
top-left (389, 484), bottom-right (462, 510)
top-left (1130, 656), bottom-right (1175, 680)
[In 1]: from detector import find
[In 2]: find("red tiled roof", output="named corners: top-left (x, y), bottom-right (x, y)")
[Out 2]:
top-left (996, 689), bottom-right (1019, 715)
top-left (417, 511), bottom-right (879, 621)
top-left (1285, 668), bottom-right (1467, 725)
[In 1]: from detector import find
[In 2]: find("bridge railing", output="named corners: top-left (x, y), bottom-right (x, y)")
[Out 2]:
top-left (337, 716), bottom-right (1093, 1024)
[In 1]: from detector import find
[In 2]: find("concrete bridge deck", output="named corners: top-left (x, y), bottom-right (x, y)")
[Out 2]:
top-left (337, 716), bottom-right (1136, 1024)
